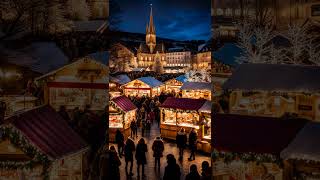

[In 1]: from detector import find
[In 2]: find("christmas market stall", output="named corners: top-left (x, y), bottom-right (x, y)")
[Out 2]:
top-left (223, 64), bottom-right (320, 121)
top-left (198, 100), bottom-right (211, 153)
top-left (109, 95), bottom-right (137, 142)
top-left (281, 122), bottom-right (320, 180)
top-left (212, 113), bottom-right (306, 180)
top-left (181, 82), bottom-right (211, 100)
top-left (35, 57), bottom-right (108, 111)
top-left (160, 97), bottom-right (210, 152)
top-left (0, 105), bottom-right (89, 179)
top-left (122, 77), bottom-right (164, 97)
top-left (109, 74), bottom-right (131, 98)
top-left (164, 75), bottom-right (187, 93)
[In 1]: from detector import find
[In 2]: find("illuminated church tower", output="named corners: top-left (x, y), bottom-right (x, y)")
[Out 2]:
top-left (146, 4), bottom-right (156, 53)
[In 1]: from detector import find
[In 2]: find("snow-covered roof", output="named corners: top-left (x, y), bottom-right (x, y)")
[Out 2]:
top-left (175, 75), bottom-right (187, 83)
top-left (1, 42), bottom-right (68, 74)
top-left (137, 77), bottom-right (163, 88)
top-left (281, 122), bottom-right (320, 162)
top-left (213, 43), bottom-right (241, 66)
top-left (73, 20), bottom-right (107, 32)
top-left (181, 82), bottom-right (211, 91)
top-left (110, 74), bottom-right (131, 85)
top-left (223, 64), bottom-right (320, 92)
top-left (88, 51), bottom-right (109, 64)
top-left (132, 68), bottom-right (145, 72)
top-left (36, 57), bottom-right (107, 81)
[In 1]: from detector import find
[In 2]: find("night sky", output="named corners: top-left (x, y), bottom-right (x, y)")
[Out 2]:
top-left (113, 0), bottom-right (211, 41)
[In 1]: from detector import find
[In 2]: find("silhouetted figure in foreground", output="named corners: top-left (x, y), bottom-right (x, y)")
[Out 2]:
top-left (163, 154), bottom-right (181, 180)
top-left (135, 138), bottom-right (148, 178)
top-left (186, 164), bottom-right (200, 180)
top-left (152, 136), bottom-right (164, 171)
top-left (124, 138), bottom-right (135, 176)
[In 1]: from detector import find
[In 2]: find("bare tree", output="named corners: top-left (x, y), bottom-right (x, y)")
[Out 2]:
top-left (306, 38), bottom-right (320, 65)
top-left (236, 20), bottom-right (274, 64)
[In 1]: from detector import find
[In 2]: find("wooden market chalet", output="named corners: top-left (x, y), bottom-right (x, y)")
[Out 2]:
top-left (181, 82), bottom-right (212, 100)
top-left (35, 57), bottom-right (108, 111)
top-left (164, 75), bottom-right (187, 93)
top-left (160, 97), bottom-right (211, 153)
top-left (0, 105), bottom-right (88, 179)
top-left (122, 76), bottom-right (164, 97)
top-left (109, 95), bottom-right (137, 142)
top-left (223, 64), bottom-right (320, 121)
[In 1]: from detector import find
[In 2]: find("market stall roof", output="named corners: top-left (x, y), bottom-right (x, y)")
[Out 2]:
top-left (176, 75), bottom-right (187, 83)
top-left (281, 122), bottom-right (320, 162)
top-left (36, 57), bottom-right (108, 81)
top-left (137, 77), bottom-right (163, 88)
top-left (73, 20), bottom-right (108, 33)
top-left (199, 100), bottom-right (211, 113)
top-left (4, 105), bottom-right (88, 160)
top-left (110, 74), bottom-right (131, 85)
top-left (223, 64), bottom-right (320, 92)
top-left (213, 113), bottom-right (306, 155)
top-left (161, 97), bottom-right (206, 111)
top-left (111, 95), bottom-right (137, 112)
top-left (181, 82), bottom-right (211, 91)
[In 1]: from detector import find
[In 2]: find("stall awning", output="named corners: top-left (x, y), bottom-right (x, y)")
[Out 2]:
top-left (111, 95), bottom-right (137, 112)
top-left (213, 113), bottom-right (306, 155)
top-left (181, 82), bottom-right (211, 91)
top-left (161, 97), bottom-right (206, 111)
top-left (4, 105), bottom-right (88, 160)
top-left (281, 122), bottom-right (320, 162)
top-left (199, 100), bottom-right (211, 113)
top-left (175, 75), bottom-right (187, 83)
top-left (223, 64), bottom-right (320, 92)
top-left (110, 74), bottom-right (131, 85)
top-left (138, 77), bottom-right (163, 88)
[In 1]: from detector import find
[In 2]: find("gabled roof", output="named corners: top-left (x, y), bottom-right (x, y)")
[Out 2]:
top-left (223, 64), bottom-right (320, 92)
top-left (110, 74), bottom-right (131, 85)
top-left (181, 82), bottom-right (211, 91)
top-left (36, 56), bottom-right (108, 81)
top-left (281, 122), bottom-right (320, 162)
top-left (175, 75), bottom-right (187, 83)
top-left (1, 42), bottom-right (68, 74)
top-left (111, 95), bottom-right (137, 112)
top-left (199, 100), bottom-right (211, 113)
top-left (137, 77), bottom-right (163, 88)
top-left (161, 97), bottom-right (206, 111)
top-left (213, 114), bottom-right (306, 155)
top-left (4, 105), bottom-right (88, 159)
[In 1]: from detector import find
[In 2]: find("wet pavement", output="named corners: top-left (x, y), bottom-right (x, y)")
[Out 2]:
top-left (111, 123), bottom-right (211, 180)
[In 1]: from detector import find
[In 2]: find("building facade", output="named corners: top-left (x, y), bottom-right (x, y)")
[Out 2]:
top-left (88, 0), bottom-right (109, 20)
top-left (212, 0), bottom-right (320, 40)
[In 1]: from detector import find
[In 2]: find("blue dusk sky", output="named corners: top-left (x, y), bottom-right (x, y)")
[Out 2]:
top-left (112, 0), bottom-right (211, 41)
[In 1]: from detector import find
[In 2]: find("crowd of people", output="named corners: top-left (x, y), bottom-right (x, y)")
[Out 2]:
top-left (94, 137), bottom-right (211, 180)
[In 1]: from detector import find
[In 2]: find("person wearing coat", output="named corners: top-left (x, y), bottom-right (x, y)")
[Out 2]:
top-left (176, 128), bottom-right (187, 161)
top-left (135, 138), bottom-right (148, 178)
top-left (152, 136), bottom-right (164, 170)
top-left (115, 129), bottom-right (124, 158)
top-left (163, 154), bottom-right (181, 180)
top-left (130, 120), bottom-right (138, 138)
top-left (188, 128), bottom-right (198, 161)
top-left (200, 161), bottom-right (211, 180)
top-left (124, 138), bottom-right (135, 176)
top-left (186, 164), bottom-right (200, 180)
top-left (107, 146), bottom-right (121, 180)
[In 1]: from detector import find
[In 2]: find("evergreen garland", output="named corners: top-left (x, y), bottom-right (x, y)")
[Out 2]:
top-left (211, 149), bottom-right (283, 167)
top-left (0, 126), bottom-right (51, 179)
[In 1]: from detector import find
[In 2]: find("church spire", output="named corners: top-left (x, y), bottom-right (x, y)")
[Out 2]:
top-left (148, 4), bottom-right (155, 34)
top-left (146, 4), bottom-right (156, 53)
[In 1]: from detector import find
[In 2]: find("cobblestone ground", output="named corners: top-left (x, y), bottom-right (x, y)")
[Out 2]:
top-left (111, 123), bottom-right (211, 180)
